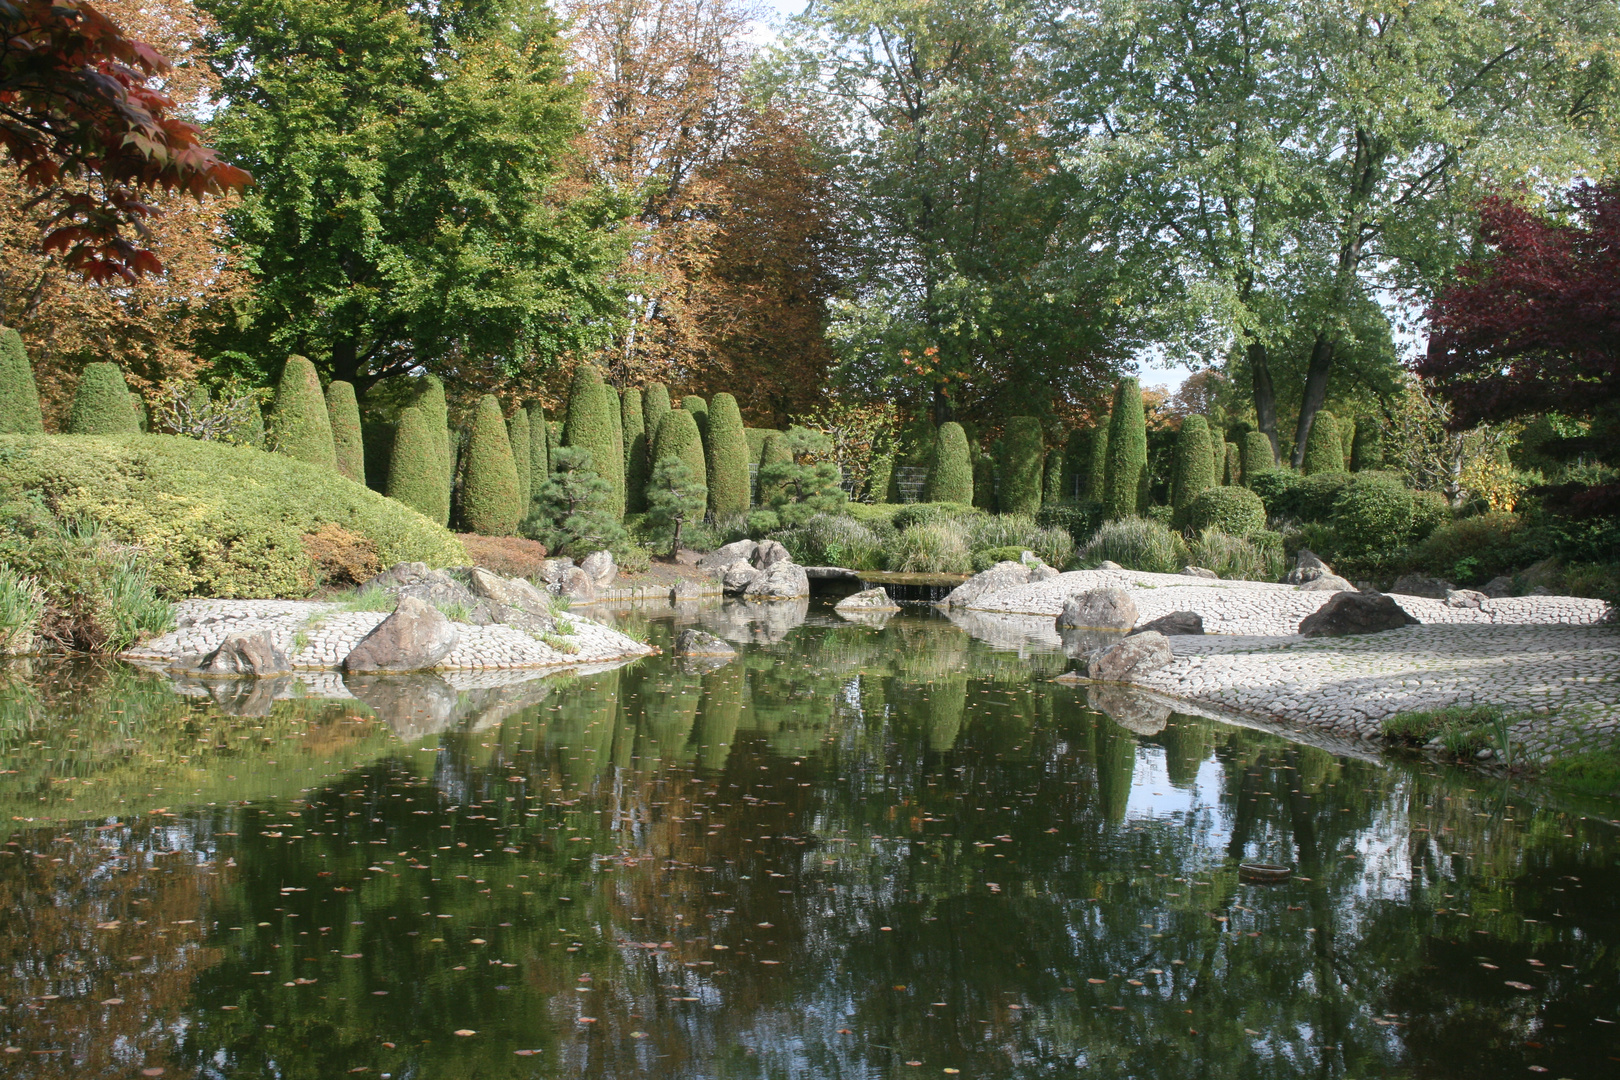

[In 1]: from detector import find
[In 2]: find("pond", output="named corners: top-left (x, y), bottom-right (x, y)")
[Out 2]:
top-left (2, 604), bottom-right (1618, 1079)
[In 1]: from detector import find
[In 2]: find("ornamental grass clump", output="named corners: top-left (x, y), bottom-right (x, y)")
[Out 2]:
top-left (772, 513), bottom-right (884, 570)
top-left (0, 328), bottom-right (43, 434)
top-left (886, 518), bottom-right (972, 574)
top-left (0, 566), bottom-right (45, 654)
top-left (1187, 528), bottom-right (1285, 581)
top-left (66, 362), bottom-right (141, 435)
top-left (1079, 516), bottom-right (1187, 573)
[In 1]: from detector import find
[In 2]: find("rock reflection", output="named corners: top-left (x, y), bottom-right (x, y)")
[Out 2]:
top-left (1086, 683), bottom-right (1174, 735)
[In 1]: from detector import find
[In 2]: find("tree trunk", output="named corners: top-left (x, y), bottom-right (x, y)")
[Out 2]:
top-left (933, 382), bottom-right (953, 425)
top-left (1290, 331), bottom-right (1336, 469)
top-left (1247, 339), bottom-right (1279, 465)
top-left (332, 336), bottom-right (360, 389)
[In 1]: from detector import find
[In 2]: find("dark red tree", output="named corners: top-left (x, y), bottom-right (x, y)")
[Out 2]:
top-left (0, 0), bottom-right (251, 282)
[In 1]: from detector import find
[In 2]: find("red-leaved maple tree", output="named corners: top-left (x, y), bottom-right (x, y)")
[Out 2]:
top-left (0, 0), bottom-right (251, 282)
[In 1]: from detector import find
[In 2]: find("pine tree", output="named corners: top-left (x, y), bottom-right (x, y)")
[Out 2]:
top-left (653, 408), bottom-right (707, 492)
top-left (66, 362), bottom-right (141, 435)
top-left (1085, 419), bottom-right (1110, 503)
top-left (758, 431), bottom-right (791, 505)
top-left (458, 395), bottom-right (522, 535)
top-left (0, 328), bottom-right (44, 433)
top-left (622, 387), bottom-right (648, 514)
top-left (1350, 417), bottom-right (1384, 472)
top-left (325, 379), bottom-right (365, 483)
top-left (704, 392), bottom-right (749, 517)
top-left (645, 456), bottom-right (707, 557)
top-left (1301, 410), bottom-right (1345, 474)
top-left (388, 404), bottom-right (443, 520)
top-left (1103, 380), bottom-right (1148, 519)
top-left (418, 374), bottom-right (452, 524)
top-left (999, 417), bottom-right (1045, 515)
top-left (924, 421), bottom-right (974, 504)
top-left (759, 426), bottom-right (846, 525)
top-left (525, 444), bottom-right (626, 556)
top-left (1171, 414), bottom-right (1215, 525)
top-left (509, 407), bottom-right (532, 514)
top-left (1242, 430), bottom-right (1276, 484)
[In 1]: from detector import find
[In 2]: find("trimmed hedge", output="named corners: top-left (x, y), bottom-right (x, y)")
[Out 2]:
top-left (66, 363), bottom-right (141, 435)
top-left (563, 365), bottom-right (620, 521)
top-left (1210, 436), bottom-right (1226, 488)
top-left (653, 405), bottom-right (707, 498)
top-left (387, 405), bottom-right (443, 521)
top-left (704, 392), bottom-right (749, 517)
top-left (999, 416), bottom-right (1045, 516)
top-left (681, 395), bottom-right (708, 440)
top-left (1043, 448), bottom-right (1065, 505)
top-left (1329, 473), bottom-right (1413, 558)
top-left (744, 427), bottom-right (783, 464)
top-left (0, 328), bottom-right (43, 434)
top-left (642, 383), bottom-right (671, 454)
top-left (268, 356), bottom-right (336, 467)
top-left (508, 407), bottom-right (532, 513)
top-left (601, 381), bottom-right (626, 519)
top-left (459, 395), bottom-right (522, 536)
top-left (1103, 380), bottom-right (1147, 519)
top-left (1187, 486), bottom-right (1266, 537)
top-left (325, 380), bottom-right (365, 483)
top-left (1170, 414), bottom-right (1215, 525)
top-left (1085, 420), bottom-right (1109, 502)
top-left (1060, 428), bottom-right (1089, 501)
top-left (1224, 441), bottom-right (1241, 485)
top-left (925, 421), bottom-right (974, 504)
top-left (1302, 410), bottom-right (1345, 474)
top-left (0, 433), bottom-right (465, 598)
top-left (972, 451), bottom-right (997, 511)
top-left (419, 375), bottom-right (452, 522)
top-left (526, 402), bottom-right (550, 489)
top-left (1350, 416), bottom-right (1383, 471)
top-left (1241, 430), bottom-right (1275, 485)
top-left (621, 387), bottom-right (647, 514)
top-left (757, 431), bottom-right (790, 504)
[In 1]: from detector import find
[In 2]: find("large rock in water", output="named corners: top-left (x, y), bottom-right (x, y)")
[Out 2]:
top-left (342, 596), bottom-right (459, 672)
top-left (344, 672), bottom-right (460, 739)
top-left (1056, 587), bottom-right (1138, 631)
top-left (743, 560), bottom-right (810, 600)
top-left (673, 628), bottom-right (736, 657)
top-left (1298, 591), bottom-right (1419, 637)
top-left (1087, 684), bottom-right (1173, 736)
top-left (943, 561), bottom-right (1032, 608)
top-left (1129, 611), bottom-right (1203, 636)
top-left (1087, 631), bottom-right (1173, 682)
top-left (1284, 549), bottom-right (1333, 585)
top-left (197, 631), bottom-right (290, 677)
top-left (835, 587), bottom-right (900, 613)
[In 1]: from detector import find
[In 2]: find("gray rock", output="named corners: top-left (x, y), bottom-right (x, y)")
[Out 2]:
top-left (1285, 549), bottom-right (1333, 585)
top-left (1297, 573), bottom-right (1356, 593)
top-left (743, 560), bottom-right (810, 600)
top-left (698, 539), bottom-right (759, 571)
top-left (835, 608), bottom-right (895, 628)
top-left (1390, 572), bottom-right (1454, 599)
top-left (468, 567), bottom-right (553, 627)
top-left (197, 631), bottom-right (290, 677)
top-left (579, 550), bottom-right (617, 588)
top-left (1059, 627), bottom-right (1128, 659)
top-left (752, 539), bottom-right (791, 570)
top-left (344, 672), bottom-right (460, 740)
top-left (944, 561), bottom-right (1032, 608)
top-left (673, 628), bottom-right (737, 658)
top-left (342, 596), bottom-right (459, 673)
top-left (554, 566), bottom-right (596, 603)
top-left (1087, 684), bottom-right (1173, 736)
top-left (804, 566), bottom-right (863, 582)
top-left (1030, 563), bottom-right (1060, 582)
top-left (1087, 631), bottom-right (1174, 682)
top-left (537, 558), bottom-right (576, 585)
top-left (670, 580), bottom-right (706, 603)
top-left (835, 587), bottom-right (900, 613)
top-left (1481, 575), bottom-right (1515, 599)
top-left (1180, 565), bottom-right (1218, 579)
top-left (1130, 610), bottom-right (1204, 636)
top-left (201, 675), bottom-right (290, 716)
top-left (365, 562), bottom-right (480, 611)
top-left (1056, 587), bottom-right (1138, 631)
top-left (1097, 560), bottom-right (1124, 571)
top-left (1298, 591), bottom-right (1419, 638)
top-left (701, 598), bottom-right (809, 644)
top-left (1445, 588), bottom-right (1488, 609)
top-left (721, 559), bottom-right (760, 595)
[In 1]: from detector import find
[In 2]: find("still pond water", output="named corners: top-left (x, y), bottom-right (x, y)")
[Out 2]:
top-left (2, 603), bottom-right (1618, 1080)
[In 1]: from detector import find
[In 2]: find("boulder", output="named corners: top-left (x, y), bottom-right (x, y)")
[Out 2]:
top-left (752, 539), bottom-right (791, 570)
top-left (743, 560), bottom-right (810, 600)
top-left (1284, 549), bottom-right (1333, 585)
top-left (673, 628), bottom-right (737, 658)
top-left (1298, 591), bottom-right (1419, 638)
top-left (1481, 575), bottom-right (1515, 599)
top-left (537, 558), bottom-right (575, 585)
top-left (698, 539), bottom-right (758, 571)
top-left (554, 566), bottom-right (596, 603)
top-left (670, 579), bottom-right (706, 603)
top-left (1390, 573), bottom-right (1454, 599)
top-left (1445, 588), bottom-right (1488, 609)
top-left (364, 562), bottom-right (479, 611)
top-left (835, 587), bottom-right (900, 613)
top-left (1129, 610), bottom-right (1204, 637)
top-left (1059, 627), bottom-right (1127, 659)
top-left (580, 550), bottom-right (617, 588)
top-left (1056, 587), bottom-right (1138, 631)
top-left (1087, 631), bottom-right (1174, 682)
top-left (1087, 684), bottom-right (1173, 736)
top-left (721, 560), bottom-right (760, 595)
top-left (1519, 558), bottom-right (1561, 591)
top-left (197, 631), bottom-right (290, 677)
top-left (1097, 560), bottom-right (1124, 571)
top-left (1179, 565), bottom-right (1218, 580)
top-left (201, 676), bottom-right (290, 718)
top-left (943, 561), bottom-right (1032, 608)
top-left (342, 596), bottom-right (459, 673)
top-left (835, 608), bottom-right (895, 629)
top-left (1030, 563), bottom-right (1060, 582)
top-left (1297, 573), bottom-right (1356, 593)
top-left (467, 567), bottom-right (553, 631)
top-left (805, 566), bottom-right (863, 583)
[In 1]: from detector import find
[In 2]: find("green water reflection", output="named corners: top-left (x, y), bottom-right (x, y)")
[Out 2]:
top-left (1, 606), bottom-right (1618, 1079)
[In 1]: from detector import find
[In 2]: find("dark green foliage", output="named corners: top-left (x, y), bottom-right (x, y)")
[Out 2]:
top-left (1224, 442), bottom-right (1241, 485)
top-left (999, 416), bottom-right (1045, 515)
top-left (1302, 410), bottom-right (1345, 474)
top-left (704, 393), bottom-right (749, 517)
top-left (759, 426), bottom-right (847, 526)
top-left (653, 408), bottom-right (707, 492)
top-left (621, 388), bottom-right (647, 514)
top-left (757, 432), bottom-right (790, 505)
top-left (388, 405), bottom-right (444, 521)
top-left (508, 408), bottom-right (532, 514)
top-left (645, 456), bottom-right (707, 557)
top-left (1250, 469), bottom-right (1302, 517)
top-left (266, 356), bottom-right (336, 465)
top-left (1171, 414), bottom-right (1215, 525)
top-left (1339, 417), bottom-right (1355, 463)
top-left (1350, 416), bottom-right (1384, 471)
top-left (924, 422), bottom-right (974, 504)
top-left (1210, 436), bottom-right (1226, 488)
top-left (1086, 420), bottom-right (1109, 501)
top-left (563, 365), bottom-right (620, 521)
top-left (1037, 500), bottom-right (1104, 548)
top-left (1242, 430), bottom-right (1276, 484)
top-left (0, 329), bottom-right (43, 434)
top-left (972, 452), bottom-right (997, 511)
top-left (526, 403), bottom-right (550, 491)
top-left (744, 427), bottom-right (783, 463)
top-left (1060, 428), bottom-right (1090, 500)
top-left (1410, 489), bottom-right (1452, 541)
top-left (325, 380), bottom-right (365, 483)
top-left (642, 383), bottom-right (671, 452)
top-left (524, 444), bottom-right (626, 557)
top-left (1103, 380), bottom-right (1148, 519)
top-left (66, 363), bottom-right (141, 436)
top-left (1043, 448), bottom-right (1065, 505)
top-left (681, 395), bottom-right (708, 440)
top-left (458, 395), bottom-right (522, 536)
top-left (1329, 474), bottom-right (1414, 558)
top-left (600, 382), bottom-right (626, 520)
top-left (1187, 486), bottom-right (1267, 536)
top-left (418, 375), bottom-right (452, 525)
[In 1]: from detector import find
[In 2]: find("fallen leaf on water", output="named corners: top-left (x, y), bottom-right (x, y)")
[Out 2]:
top-left (578, 1017), bottom-right (597, 1024)
top-left (1087, 978), bottom-right (1106, 985)
top-left (1504, 981), bottom-right (1535, 991)
top-left (102, 998), bottom-right (124, 1005)
top-left (141, 1070), bottom-right (165, 1077)
top-left (454, 1029), bottom-right (476, 1037)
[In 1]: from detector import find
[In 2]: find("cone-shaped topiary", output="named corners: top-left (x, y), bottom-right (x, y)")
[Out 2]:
top-left (1086, 420), bottom-right (1109, 502)
top-left (1102, 380), bottom-right (1148, 519)
top-left (66, 362), bottom-right (141, 435)
top-left (388, 404), bottom-right (443, 520)
top-left (1170, 414), bottom-right (1215, 525)
top-left (757, 431), bottom-right (792, 506)
top-left (1224, 442), bottom-right (1241, 485)
top-left (266, 355), bottom-right (336, 467)
top-left (1043, 448), bottom-right (1065, 504)
top-left (1301, 410), bottom-right (1345, 474)
top-left (1209, 434), bottom-right (1226, 488)
top-left (526, 402), bottom-right (550, 490)
top-left (999, 416), bottom-right (1045, 515)
top-left (415, 375), bottom-right (452, 525)
top-left (325, 380), bottom-right (365, 483)
top-left (600, 382), bottom-right (626, 520)
top-left (704, 392), bottom-right (749, 517)
top-left (653, 407), bottom-right (707, 493)
top-left (563, 365), bottom-right (619, 523)
top-left (924, 421), bottom-right (973, 504)
top-left (972, 451), bottom-right (997, 511)
top-left (681, 395), bottom-right (708, 440)
top-left (509, 407), bottom-right (532, 514)
top-left (1350, 416), bottom-right (1384, 472)
top-left (1242, 430), bottom-right (1276, 484)
top-left (643, 383), bottom-right (671, 452)
top-left (458, 395), bottom-right (522, 535)
top-left (622, 387), bottom-right (648, 513)
top-left (0, 328), bottom-right (43, 433)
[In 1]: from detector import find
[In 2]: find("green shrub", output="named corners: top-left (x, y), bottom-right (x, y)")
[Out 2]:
top-left (972, 545), bottom-right (1027, 572)
top-left (1339, 416), bottom-right (1355, 463)
top-left (1410, 489), bottom-right (1451, 542)
top-left (653, 408), bottom-right (707, 492)
top-left (924, 421), bottom-right (974, 504)
top-left (601, 382), bottom-right (626, 520)
top-left (999, 416), bottom-right (1045, 515)
top-left (759, 427), bottom-right (847, 525)
top-left (772, 513), bottom-right (884, 569)
top-left (1223, 442), bottom-right (1241, 485)
top-left (0, 328), bottom-right (43, 434)
top-left (642, 383), bottom-right (671, 455)
top-left (0, 565), bottom-right (45, 653)
top-left (704, 392), bottom-right (750, 517)
top-left (644, 456), bottom-right (707, 557)
top-left (416, 375), bottom-right (452, 525)
top-left (1408, 512), bottom-right (1522, 584)
top-left (1265, 470), bottom-right (1360, 524)
top-left (1350, 416), bottom-right (1384, 471)
top-left (972, 452), bottom-right (997, 511)
top-left (1103, 380), bottom-right (1148, 519)
top-left (1079, 516), bottom-right (1187, 573)
top-left (745, 509), bottom-right (780, 536)
top-left (1241, 430), bottom-right (1275, 484)
top-left (508, 407), bottom-right (532, 514)
top-left (66, 362), bottom-right (141, 435)
top-left (526, 402), bottom-right (550, 497)
top-left (744, 427), bottom-right (782, 463)
top-left (621, 387), bottom-right (647, 514)
top-left (325, 380), bottom-right (365, 483)
top-left (681, 395), bottom-right (708, 440)
top-left (1086, 419), bottom-right (1109, 501)
top-left (1186, 486), bottom-right (1267, 536)
top-left (1043, 448), bottom-right (1065, 505)
top-left (266, 356), bottom-right (336, 466)
top-left (1302, 411), bottom-right (1345, 474)
top-left (1210, 437), bottom-right (1226, 488)
top-left (387, 406), bottom-right (444, 523)
top-left (1146, 504), bottom-right (1175, 526)
top-left (1170, 414), bottom-right (1215, 525)
top-left (1187, 528), bottom-right (1285, 581)
top-left (1330, 474), bottom-right (1414, 559)
top-left (563, 365), bottom-right (619, 520)
top-left (757, 433), bottom-right (791, 505)
top-left (524, 444), bottom-right (626, 558)
top-left (457, 396), bottom-right (524, 536)
top-left (886, 519), bottom-right (972, 573)
top-left (1037, 500), bottom-right (1104, 548)
top-left (1060, 428), bottom-right (1091, 501)
top-left (891, 501), bottom-right (980, 531)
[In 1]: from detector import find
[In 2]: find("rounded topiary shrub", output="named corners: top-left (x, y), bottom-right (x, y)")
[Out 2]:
top-left (681, 395), bottom-right (708, 439)
top-left (621, 387), bottom-right (647, 514)
top-left (388, 405), bottom-right (444, 521)
top-left (925, 421), bottom-right (973, 504)
top-left (414, 375), bottom-right (452, 525)
top-left (704, 392), bottom-right (750, 517)
top-left (508, 407), bottom-right (532, 513)
top-left (1103, 380), bottom-right (1147, 519)
top-left (1329, 474), bottom-right (1414, 558)
top-left (1283, 470), bottom-right (1353, 523)
top-left (0, 328), bottom-right (43, 434)
top-left (1241, 430), bottom-right (1275, 484)
top-left (1224, 441), bottom-right (1241, 485)
top-left (325, 380), bottom-right (365, 483)
top-left (1171, 414), bottom-right (1215, 525)
top-left (1209, 436), bottom-right (1226, 489)
top-left (1248, 468), bottom-right (1299, 515)
top-left (1350, 416), bottom-right (1384, 472)
top-left (999, 416), bottom-right (1045, 515)
top-left (1302, 410), bottom-right (1345, 474)
top-left (66, 363), bottom-right (141, 435)
top-left (642, 383), bottom-right (671, 450)
top-left (563, 365), bottom-right (618, 516)
top-left (653, 408), bottom-right (707, 490)
top-left (268, 356), bottom-right (337, 467)
top-left (459, 395), bottom-right (522, 536)
top-left (1187, 486), bottom-right (1267, 537)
